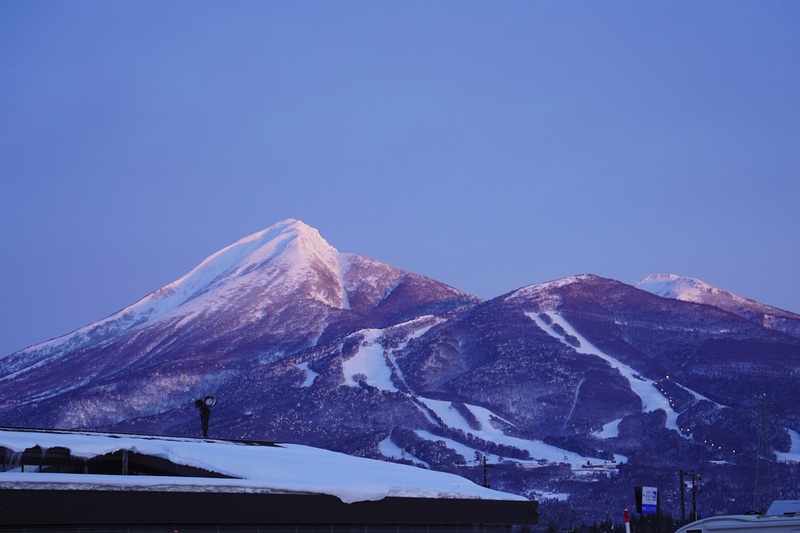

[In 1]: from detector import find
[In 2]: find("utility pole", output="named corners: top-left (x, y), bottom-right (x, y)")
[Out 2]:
top-left (691, 471), bottom-right (701, 521)
top-left (483, 454), bottom-right (489, 488)
top-left (680, 469), bottom-right (701, 522)
top-left (473, 452), bottom-right (490, 488)
top-left (754, 392), bottom-right (771, 512)
top-left (680, 469), bottom-right (686, 523)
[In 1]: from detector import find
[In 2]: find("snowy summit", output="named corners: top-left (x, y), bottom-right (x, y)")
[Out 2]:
top-left (635, 273), bottom-right (730, 303)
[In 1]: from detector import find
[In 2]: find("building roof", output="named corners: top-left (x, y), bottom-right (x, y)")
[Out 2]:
top-left (0, 427), bottom-right (525, 503)
top-left (0, 427), bottom-right (537, 529)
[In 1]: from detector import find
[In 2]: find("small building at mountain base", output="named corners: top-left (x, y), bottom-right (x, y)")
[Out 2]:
top-left (0, 427), bottom-right (537, 532)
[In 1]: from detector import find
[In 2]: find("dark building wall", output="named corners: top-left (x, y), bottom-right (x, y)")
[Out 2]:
top-left (0, 489), bottom-right (537, 531)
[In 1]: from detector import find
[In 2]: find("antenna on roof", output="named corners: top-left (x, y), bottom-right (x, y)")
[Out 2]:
top-left (194, 395), bottom-right (217, 438)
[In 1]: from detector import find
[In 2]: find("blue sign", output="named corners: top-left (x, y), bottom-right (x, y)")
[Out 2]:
top-left (642, 486), bottom-right (658, 515)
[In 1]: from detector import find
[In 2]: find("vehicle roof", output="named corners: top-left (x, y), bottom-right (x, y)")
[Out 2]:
top-left (676, 513), bottom-right (800, 532)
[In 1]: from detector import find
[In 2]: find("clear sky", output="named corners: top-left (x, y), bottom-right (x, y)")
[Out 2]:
top-left (2, 1), bottom-right (799, 356)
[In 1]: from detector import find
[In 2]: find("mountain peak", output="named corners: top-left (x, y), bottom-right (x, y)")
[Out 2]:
top-left (145, 218), bottom-right (340, 313)
top-left (9, 220), bottom-right (343, 357)
top-left (507, 274), bottom-right (608, 297)
top-left (252, 218), bottom-right (330, 248)
top-left (217, 218), bottom-right (336, 270)
top-left (636, 274), bottom-right (800, 336)
top-left (635, 273), bottom-right (720, 303)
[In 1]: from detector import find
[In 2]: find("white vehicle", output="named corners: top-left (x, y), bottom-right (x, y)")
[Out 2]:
top-left (675, 513), bottom-right (800, 532)
top-left (676, 502), bottom-right (800, 532)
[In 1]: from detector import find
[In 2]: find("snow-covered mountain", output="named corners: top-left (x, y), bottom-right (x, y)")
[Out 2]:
top-left (636, 273), bottom-right (800, 337)
top-left (2, 222), bottom-right (799, 521)
top-left (0, 219), bottom-right (476, 428)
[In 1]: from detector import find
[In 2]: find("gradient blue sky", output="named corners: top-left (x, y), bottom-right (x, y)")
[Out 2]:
top-left (2, 1), bottom-right (799, 356)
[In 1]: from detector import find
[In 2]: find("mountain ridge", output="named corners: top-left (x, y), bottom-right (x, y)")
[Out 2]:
top-left (2, 220), bottom-right (799, 521)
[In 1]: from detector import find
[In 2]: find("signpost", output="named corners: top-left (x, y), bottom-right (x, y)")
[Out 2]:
top-left (641, 486), bottom-right (658, 515)
top-left (633, 486), bottom-right (661, 533)
top-left (635, 485), bottom-right (659, 515)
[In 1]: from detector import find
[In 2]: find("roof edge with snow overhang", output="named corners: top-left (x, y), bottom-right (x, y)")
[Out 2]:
top-left (0, 427), bottom-right (537, 530)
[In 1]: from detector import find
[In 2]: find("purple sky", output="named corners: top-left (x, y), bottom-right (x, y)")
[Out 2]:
top-left (2, 1), bottom-right (799, 356)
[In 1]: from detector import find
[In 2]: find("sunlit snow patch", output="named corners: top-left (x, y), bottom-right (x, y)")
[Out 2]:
top-left (776, 428), bottom-right (800, 463)
top-left (341, 319), bottom-right (439, 393)
top-left (296, 361), bottom-right (319, 387)
top-left (342, 329), bottom-right (398, 391)
top-left (592, 418), bottom-right (622, 439)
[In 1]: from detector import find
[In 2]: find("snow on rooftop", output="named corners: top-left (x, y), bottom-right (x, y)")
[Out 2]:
top-left (0, 428), bottom-right (526, 504)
